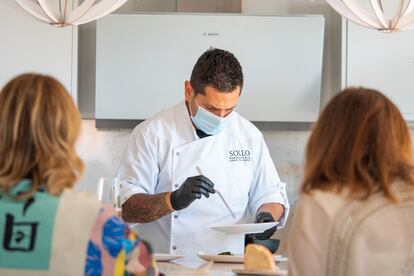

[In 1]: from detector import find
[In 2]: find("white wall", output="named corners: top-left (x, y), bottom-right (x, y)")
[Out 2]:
top-left (242, 0), bottom-right (343, 107)
top-left (79, 0), bottom-right (342, 116)
top-left (76, 0), bottom-right (342, 252)
top-left (78, 0), bottom-right (178, 118)
top-left (0, 1), bottom-right (77, 100)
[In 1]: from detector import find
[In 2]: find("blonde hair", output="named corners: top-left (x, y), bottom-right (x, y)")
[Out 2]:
top-left (302, 87), bottom-right (414, 202)
top-left (0, 73), bottom-right (83, 199)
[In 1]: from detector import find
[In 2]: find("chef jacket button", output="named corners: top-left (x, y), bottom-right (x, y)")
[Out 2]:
top-left (173, 245), bottom-right (177, 250)
top-left (176, 152), bottom-right (180, 156)
top-left (174, 184), bottom-right (179, 188)
top-left (174, 215), bottom-right (178, 219)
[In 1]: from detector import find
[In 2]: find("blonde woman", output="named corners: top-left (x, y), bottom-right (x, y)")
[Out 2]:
top-left (288, 88), bottom-right (414, 276)
top-left (0, 74), bottom-right (157, 276)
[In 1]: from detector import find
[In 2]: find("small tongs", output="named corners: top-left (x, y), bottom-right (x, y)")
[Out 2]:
top-left (196, 166), bottom-right (236, 219)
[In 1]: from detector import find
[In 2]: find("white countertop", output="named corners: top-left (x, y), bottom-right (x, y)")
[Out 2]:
top-left (157, 256), bottom-right (288, 275)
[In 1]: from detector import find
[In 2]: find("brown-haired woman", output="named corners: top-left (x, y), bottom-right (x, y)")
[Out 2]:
top-left (0, 74), bottom-right (157, 276)
top-left (288, 87), bottom-right (414, 276)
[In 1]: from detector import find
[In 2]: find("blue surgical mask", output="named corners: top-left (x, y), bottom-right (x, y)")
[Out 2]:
top-left (190, 96), bottom-right (232, 135)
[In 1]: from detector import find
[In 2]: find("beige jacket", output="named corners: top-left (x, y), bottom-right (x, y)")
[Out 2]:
top-left (288, 181), bottom-right (414, 276)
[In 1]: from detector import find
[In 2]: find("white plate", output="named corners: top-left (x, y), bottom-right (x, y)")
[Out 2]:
top-left (198, 253), bottom-right (288, 263)
top-left (154, 253), bottom-right (183, 262)
top-left (210, 222), bottom-right (278, 235)
top-left (232, 269), bottom-right (288, 275)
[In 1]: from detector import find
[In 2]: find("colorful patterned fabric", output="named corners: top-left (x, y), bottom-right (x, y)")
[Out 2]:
top-left (85, 205), bottom-right (158, 276)
top-left (0, 180), bottom-right (157, 276)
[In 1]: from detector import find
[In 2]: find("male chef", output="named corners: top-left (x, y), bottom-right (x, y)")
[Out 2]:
top-left (118, 48), bottom-right (289, 256)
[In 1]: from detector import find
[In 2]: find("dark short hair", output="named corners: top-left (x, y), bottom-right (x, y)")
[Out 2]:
top-left (190, 48), bottom-right (243, 95)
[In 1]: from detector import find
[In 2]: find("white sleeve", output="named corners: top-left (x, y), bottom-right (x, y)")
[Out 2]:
top-left (287, 195), bottom-right (327, 276)
top-left (117, 127), bottom-right (159, 205)
top-left (248, 135), bottom-right (290, 227)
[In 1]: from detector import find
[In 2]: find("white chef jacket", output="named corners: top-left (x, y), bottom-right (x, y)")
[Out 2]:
top-left (118, 101), bottom-right (289, 257)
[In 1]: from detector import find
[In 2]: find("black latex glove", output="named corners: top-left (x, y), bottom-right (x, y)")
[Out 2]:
top-left (252, 212), bottom-right (277, 240)
top-left (170, 175), bottom-right (215, 210)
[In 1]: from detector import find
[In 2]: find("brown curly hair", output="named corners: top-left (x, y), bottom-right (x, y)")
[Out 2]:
top-left (0, 73), bottom-right (83, 199)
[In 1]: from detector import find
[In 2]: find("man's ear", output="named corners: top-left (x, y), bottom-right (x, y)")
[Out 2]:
top-left (184, 81), bottom-right (193, 102)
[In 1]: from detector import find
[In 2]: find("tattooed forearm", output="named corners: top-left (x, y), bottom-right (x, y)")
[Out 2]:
top-left (122, 192), bottom-right (173, 223)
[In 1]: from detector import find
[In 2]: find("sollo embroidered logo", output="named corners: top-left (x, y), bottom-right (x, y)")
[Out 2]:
top-left (228, 149), bottom-right (251, 162)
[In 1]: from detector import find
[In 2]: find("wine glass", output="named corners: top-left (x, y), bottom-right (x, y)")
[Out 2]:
top-left (96, 177), bottom-right (121, 212)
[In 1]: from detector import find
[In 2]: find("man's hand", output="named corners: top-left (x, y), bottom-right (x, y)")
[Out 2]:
top-left (170, 175), bottom-right (215, 210)
top-left (252, 212), bottom-right (277, 240)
